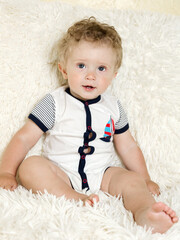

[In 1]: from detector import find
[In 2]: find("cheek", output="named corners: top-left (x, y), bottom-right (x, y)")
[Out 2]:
top-left (102, 75), bottom-right (113, 86)
top-left (69, 70), bottom-right (82, 80)
top-left (67, 71), bottom-right (77, 81)
top-left (99, 78), bottom-right (112, 92)
top-left (67, 72), bottom-right (82, 88)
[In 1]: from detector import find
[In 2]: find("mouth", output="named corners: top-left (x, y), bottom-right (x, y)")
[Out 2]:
top-left (82, 85), bottom-right (96, 90)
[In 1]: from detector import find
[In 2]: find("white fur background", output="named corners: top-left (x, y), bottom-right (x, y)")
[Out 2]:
top-left (0, 0), bottom-right (180, 239)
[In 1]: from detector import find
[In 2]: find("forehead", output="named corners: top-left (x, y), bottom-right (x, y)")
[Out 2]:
top-left (68, 40), bottom-right (117, 64)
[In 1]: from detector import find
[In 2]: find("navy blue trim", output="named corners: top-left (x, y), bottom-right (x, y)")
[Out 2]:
top-left (69, 179), bottom-right (74, 190)
top-left (73, 88), bottom-right (99, 190)
top-left (115, 124), bottom-right (129, 134)
top-left (83, 131), bottom-right (96, 143)
top-left (85, 103), bottom-right (91, 129)
top-left (78, 153), bottom-right (89, 190)
top-left (28, 114), bottom-right (48, 132)
top-left (65, 87), bottom-right (101, 104)
top-left (100, 136), bottom-right (111, 142)
top-left (104, 166), bottom-right (110, 173)
top-left (65, 87), bottom-right (99, 190)
top-left (78, 146), bottom-right (95, 155)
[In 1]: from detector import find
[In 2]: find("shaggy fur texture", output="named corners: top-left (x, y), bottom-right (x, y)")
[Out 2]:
top-left (0, 0), bottom-right (179, 239)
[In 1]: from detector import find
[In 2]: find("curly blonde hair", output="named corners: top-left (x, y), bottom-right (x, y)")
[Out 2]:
top-left (50, 17), bottom-right (122, 85)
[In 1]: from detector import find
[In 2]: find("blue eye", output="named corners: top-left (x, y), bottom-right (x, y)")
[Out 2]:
top-left (78, 63), bottom-right (85, 69)
top-left (98, 66), bottom-right (106, 72)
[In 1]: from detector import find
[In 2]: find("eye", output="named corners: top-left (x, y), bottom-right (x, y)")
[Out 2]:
top-left (98, 66), bottom-right (106, 72)
top-left (78, 63), bottom-right (85, 69)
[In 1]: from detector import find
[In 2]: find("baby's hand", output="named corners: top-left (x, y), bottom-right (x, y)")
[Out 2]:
top-left (146, 179), bottom-right (160, 196)
top-left (0, 172), bottom-right (18, 191)
top-left (82, 194), bottom-right (99, 206)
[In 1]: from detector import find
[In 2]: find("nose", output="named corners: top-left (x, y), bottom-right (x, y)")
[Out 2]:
top-left (86, 70), bottom-right (96, 81)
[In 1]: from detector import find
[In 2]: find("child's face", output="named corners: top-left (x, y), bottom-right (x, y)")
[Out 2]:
top-left (59, 40), bottom-right (117, 101)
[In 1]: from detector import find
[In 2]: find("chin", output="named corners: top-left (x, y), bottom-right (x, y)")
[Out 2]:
top-left (82, 94), bottom-right (98, 100)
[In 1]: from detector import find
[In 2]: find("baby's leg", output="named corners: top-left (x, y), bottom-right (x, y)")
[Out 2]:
top-left (18, 156), bottom-right (98, 205)
top-left (101, 167), bottom-right (178, 234)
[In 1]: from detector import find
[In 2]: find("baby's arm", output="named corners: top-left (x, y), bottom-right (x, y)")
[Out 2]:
top-left (113, 130), bottom-right (160, 195)
top-left (0, 120), bottom-right (43, 190)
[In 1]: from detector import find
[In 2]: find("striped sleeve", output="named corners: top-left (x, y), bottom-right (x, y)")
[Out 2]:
top-left (28, 94), bottom-right (55, 132)
top-left (114, 100), bottom-right (129, 134)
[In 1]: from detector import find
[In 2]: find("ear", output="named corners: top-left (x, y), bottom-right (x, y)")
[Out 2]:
top-left (58, 63), bottom-right (68, 79)
top-left (114, 72), bottom-right (118, 78)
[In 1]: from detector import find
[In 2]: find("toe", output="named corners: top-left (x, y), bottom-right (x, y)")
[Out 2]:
top-left (172, 216), bottom-right (179, 223)
top-left (152, 202), bottom-right (165, 212)
top-left (165, 207), bottom-right (173, 215)
top-left (169, 211), bottom-right (176, 217)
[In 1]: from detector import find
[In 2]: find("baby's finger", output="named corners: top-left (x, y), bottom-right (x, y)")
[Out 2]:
top-left (11, 183), bottom-right (18, 191)
top-left (4, 184), bottom-right (12, 190)
top-left (85, 199), bottom-right (93, 206)
top-left (152, 187), bottom-right (160, 196)
top-left (156, 188), bottom-right (160, 196)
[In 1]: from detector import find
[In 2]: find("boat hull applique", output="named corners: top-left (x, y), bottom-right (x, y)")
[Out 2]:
top-left (100, 117), bottom-right (115, 142)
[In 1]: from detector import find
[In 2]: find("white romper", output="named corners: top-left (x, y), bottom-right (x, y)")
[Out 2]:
top-left (28, 86), bottom-right (129, 192)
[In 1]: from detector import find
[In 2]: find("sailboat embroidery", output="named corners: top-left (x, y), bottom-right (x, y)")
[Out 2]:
top-left (100, 117), bottom-right (115, 142)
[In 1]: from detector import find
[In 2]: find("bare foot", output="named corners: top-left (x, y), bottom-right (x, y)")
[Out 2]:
top-left (135, 202), bottom-right (178, 234)
top-left (82, 194), bottom-right (99, 206)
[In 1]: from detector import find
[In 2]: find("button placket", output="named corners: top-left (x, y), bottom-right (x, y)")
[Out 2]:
top-left (78, 100), bottom-right (97, 190)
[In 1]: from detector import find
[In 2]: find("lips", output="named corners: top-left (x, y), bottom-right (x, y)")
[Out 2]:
top-left (82, 85), bottom-right (95, 90)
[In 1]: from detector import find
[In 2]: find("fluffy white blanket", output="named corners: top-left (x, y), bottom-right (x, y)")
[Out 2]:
top-left (0, 0), bottom-right (179, 239)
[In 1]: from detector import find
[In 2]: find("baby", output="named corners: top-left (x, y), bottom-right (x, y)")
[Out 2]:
top-left (0, 17), bottom-right (178, 234)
